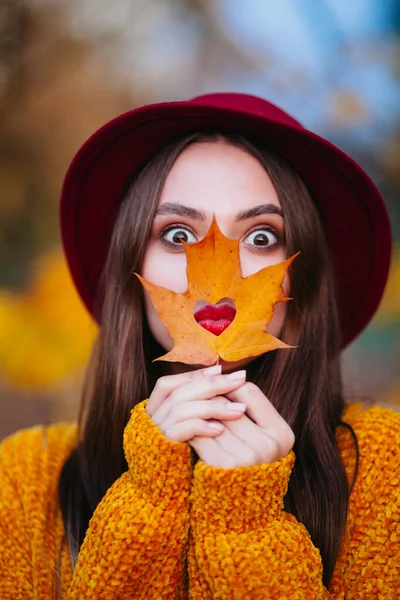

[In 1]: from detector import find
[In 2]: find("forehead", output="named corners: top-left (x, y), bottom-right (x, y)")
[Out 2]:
top-left (158, 140), bottom-right (281, 214)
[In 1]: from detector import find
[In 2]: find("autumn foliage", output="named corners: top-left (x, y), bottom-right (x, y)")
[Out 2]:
top-left (0, 253), bottom-right (97, 388)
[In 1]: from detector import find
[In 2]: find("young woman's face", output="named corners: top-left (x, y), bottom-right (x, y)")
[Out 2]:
top-left (142, 140), bottom-right (289, 371)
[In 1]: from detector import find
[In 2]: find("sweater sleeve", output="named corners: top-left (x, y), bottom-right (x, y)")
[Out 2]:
top-left (188, 404), bottom-right (400, 600)
top-left (188, 451), bottom-right (330, 600)
top-left (0, 434), bottom-right (36, 599)
top-left (66, 400), bottom-right (193, 600)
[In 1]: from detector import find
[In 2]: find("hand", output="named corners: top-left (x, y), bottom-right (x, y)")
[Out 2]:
top-left (188, 382), bottom-right (295, 468)
top-left (146, 366), bottom-right (248, 443)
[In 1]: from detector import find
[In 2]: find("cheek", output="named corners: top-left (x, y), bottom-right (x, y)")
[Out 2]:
top-left (282, 272), bottom-right (290, 297)
top-left (240, 247), bottom-right (287, 279)
top-left (239, 250), bottom-right (290, 337)
top-left (141, 243), bottom-right (188, 351)
top-left (141, 244), bottom-right (188, 293)
top-left (266, 296), bottom-right (288, 337)
top-left (239, 248), bottom-right (291, 297)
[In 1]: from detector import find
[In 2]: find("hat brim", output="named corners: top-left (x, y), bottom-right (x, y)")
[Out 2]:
top-left (60, 99), bottom-right (392, 347)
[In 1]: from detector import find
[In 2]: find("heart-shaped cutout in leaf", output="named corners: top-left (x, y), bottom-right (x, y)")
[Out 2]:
top-left (135, 219), bottom-right (298, 365)
top-left (193, 298), bottom-right (236, 336)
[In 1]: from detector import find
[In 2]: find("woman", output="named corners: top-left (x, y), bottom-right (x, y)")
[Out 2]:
top-left (0, 93), bottom-right (398, 599)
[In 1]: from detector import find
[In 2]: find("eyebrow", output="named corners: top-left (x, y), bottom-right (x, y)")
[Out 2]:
top-left (235, 204), bottom-right (283, 220)
top-left (155, 202), bottom-right (283, 221)
top-left (155, 203), bottom-right (207, 220)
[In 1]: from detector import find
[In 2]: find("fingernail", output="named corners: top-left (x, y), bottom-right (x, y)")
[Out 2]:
top-left (204, 365), bottom-right (222, 375)
top-left (226, 402), bottom-right (246, 412)
top-left (226, 370), bottom-right (246, 381)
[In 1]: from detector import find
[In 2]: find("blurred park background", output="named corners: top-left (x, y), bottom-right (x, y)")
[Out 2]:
top-left (0, 0), bottom-right (399, 439)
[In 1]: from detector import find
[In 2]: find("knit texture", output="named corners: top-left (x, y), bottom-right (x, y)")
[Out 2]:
top-left (0, 401), bottom-right (398, 599)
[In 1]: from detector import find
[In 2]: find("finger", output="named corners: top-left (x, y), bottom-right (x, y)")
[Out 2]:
top-left (222, 415), bottom-right (282, 463)
top-left (160, 397), bottom-right (247, 428)
top-left (222, 412), bottom-right (263, 442)
top-left (168, 371), bottom-right (247, 406)
top-left (147, 365), bottom-right (221, 415)
top-left (163, 419), bottom-right (224, 443)
top-left (226, 384), bottom-right (295, 457)
top-left (153, 371), bottom-right (246, 424)
top-left (211, 426), bottom-right (264, 467)
top-left (189, 435), bottom-right (234, 468)
top-left (226, 382), bottom-right (288, 430)
top-left (190, 430), bottom-right (257, 469)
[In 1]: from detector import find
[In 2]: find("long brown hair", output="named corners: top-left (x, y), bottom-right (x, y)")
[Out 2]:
top-left (58, 131), bottom-right (358, 588)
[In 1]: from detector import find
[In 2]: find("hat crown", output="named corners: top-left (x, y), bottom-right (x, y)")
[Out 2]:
top-left (188, 92), bottom-right (304, 129)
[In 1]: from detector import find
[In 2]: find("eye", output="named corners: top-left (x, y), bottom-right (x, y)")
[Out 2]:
top-left (162, 226), bottom-right (197, 247)
top-left (244, 228), bottom-right (281, 250)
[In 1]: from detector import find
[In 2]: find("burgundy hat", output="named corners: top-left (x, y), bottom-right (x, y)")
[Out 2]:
top-left (60, 92), bottom-right (392, 347)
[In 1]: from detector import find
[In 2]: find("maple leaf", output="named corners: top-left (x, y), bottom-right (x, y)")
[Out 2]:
top-left (136, 220), bottom-right (298, 365)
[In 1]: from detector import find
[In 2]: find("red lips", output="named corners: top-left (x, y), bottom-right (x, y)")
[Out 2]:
top-left (194, 304), bottom-right (236, 336)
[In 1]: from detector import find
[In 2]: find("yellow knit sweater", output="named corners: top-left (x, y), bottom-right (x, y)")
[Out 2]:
top-left (0, 400), bottom-right (399, 599)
